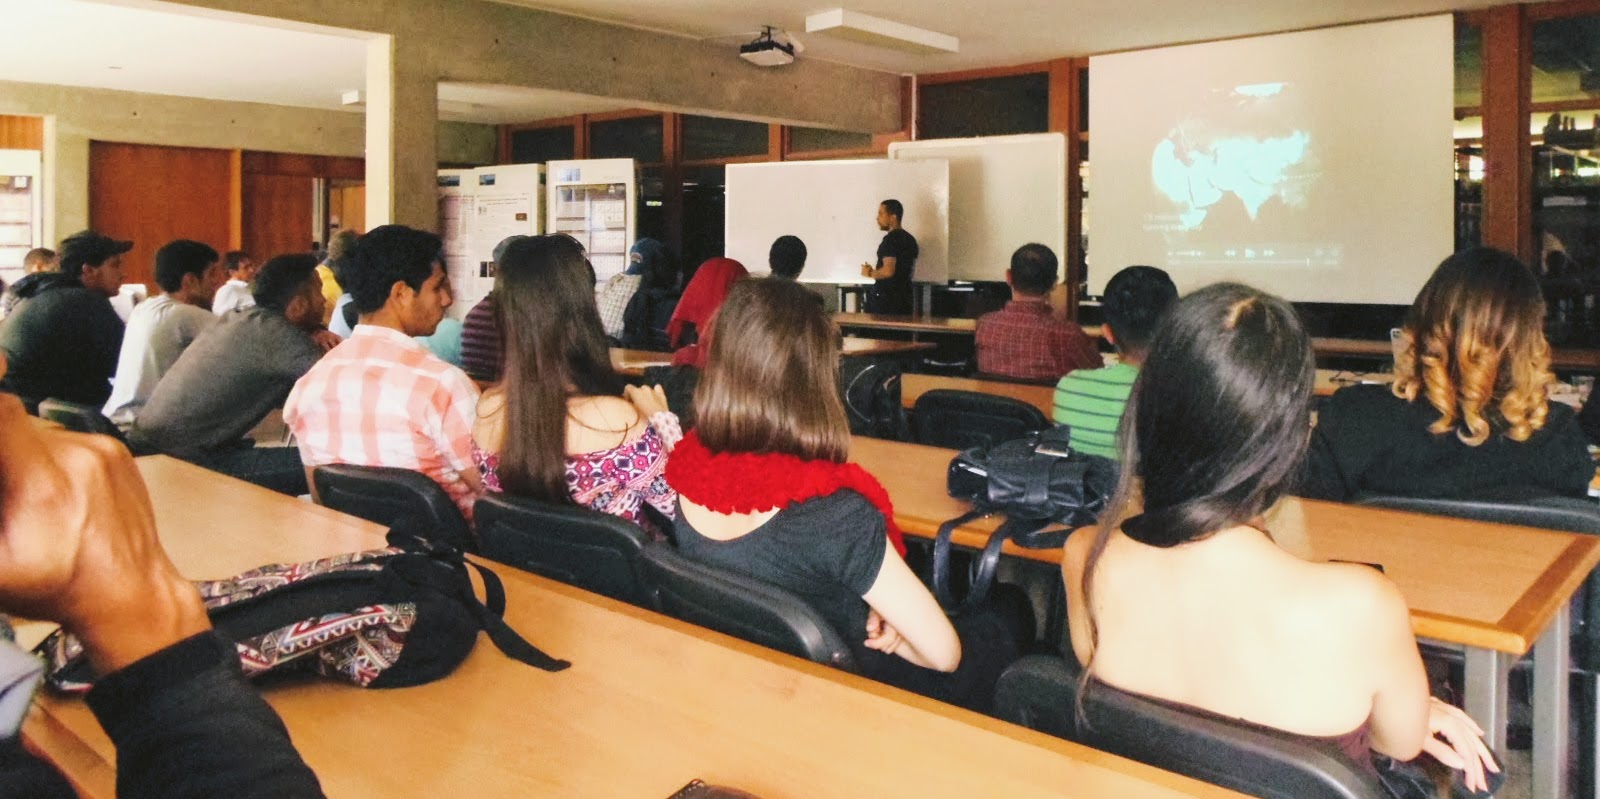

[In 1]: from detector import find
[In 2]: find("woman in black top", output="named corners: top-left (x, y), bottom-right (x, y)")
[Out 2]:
top-left (665, 278), bottom-right (1014, 711)
top-left (1303, 248), bottom-right (1592, 501)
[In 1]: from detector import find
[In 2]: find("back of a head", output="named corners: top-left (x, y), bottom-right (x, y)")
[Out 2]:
top-left (224, 250), bottom-right (252, 274)
top-left (1102, 266), bottom-right (1179, 354)
top-left (1120, 282), bottom-right (1314, 548)
top-left (494, 234), bottom-right (621, 500)
top-left (347, 225), bottom-right (441, 314)
top-left (1394, 247), bottom-right (1551, 446)
top-left (695, 278), bottom-right (849, 462)
top-left (881, 198), bottom-right (903, 221)
top-left (326, 229), bottom-right (360, 283)
top-left (153, 239), bottom-right (220, 293)
top-left (768, 235), bottom-right (807, 279)
top-left (22, 248), bottom-right (56, 273)
top-left (1009, 244), bottom-right (1059, 297)
top-left (252, 253), bottom-right (320, 313)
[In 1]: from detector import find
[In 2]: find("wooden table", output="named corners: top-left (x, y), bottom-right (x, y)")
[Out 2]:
top-left (901, 373), bottom-right (1057, 418)
top-left (1314, 336), bottom-right (1600, 371)
top-left (849, 436), bottom-right (1600, 799)
top-left (835, 312), bottom-right (1103, 343)
top-left (24, 456), bottom-right (1242, 799)
top-left (610, 338), bottom-right (934, 377)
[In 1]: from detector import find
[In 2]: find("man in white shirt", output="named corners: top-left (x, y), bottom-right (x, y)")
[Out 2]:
top-left (103, 240), bottom-right (225, 427)
top-left (211, 250), bottom-right (257, 316)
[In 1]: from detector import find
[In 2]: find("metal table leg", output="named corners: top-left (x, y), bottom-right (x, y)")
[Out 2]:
top-left (1464, 646), bottom-right (1513, 756)
top-left (1533, 605), bottom-right (1571, 799)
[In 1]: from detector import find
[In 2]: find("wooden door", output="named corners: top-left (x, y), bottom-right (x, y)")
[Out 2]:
top-left (88, 141), bottom-right (232, 288)
top-left (241, 173), bottom-right (314, 261)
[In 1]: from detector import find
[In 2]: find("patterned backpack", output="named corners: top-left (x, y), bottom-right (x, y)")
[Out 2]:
top-left (38, 531), bottom-right (568, 692)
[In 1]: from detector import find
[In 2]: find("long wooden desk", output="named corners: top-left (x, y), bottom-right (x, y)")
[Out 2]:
top-left (850, 435), bottom-right (1600, 799)
top-left (902, 373), bottom-right (1057, 418)
top-left (1314, 337), bottom-right (1600, 371)
top-left (24, 456), bottom-right (1241, 799)
top-left (611, 338), bottom-right (934, 377)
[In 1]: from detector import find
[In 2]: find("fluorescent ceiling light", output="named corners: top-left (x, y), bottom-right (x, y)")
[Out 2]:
top-left (805, 9), bottom-right (958, 55)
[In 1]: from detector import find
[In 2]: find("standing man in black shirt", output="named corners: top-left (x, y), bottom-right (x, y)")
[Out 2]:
top-left (860, 199), bottom-right (919, 315)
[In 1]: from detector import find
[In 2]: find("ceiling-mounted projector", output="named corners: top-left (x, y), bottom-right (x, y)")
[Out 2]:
top-left (740, 27), bottom-right (796, 67)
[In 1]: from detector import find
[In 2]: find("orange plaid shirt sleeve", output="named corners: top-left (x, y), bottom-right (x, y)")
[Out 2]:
top-left (284, 325), bottom-right (482, 518)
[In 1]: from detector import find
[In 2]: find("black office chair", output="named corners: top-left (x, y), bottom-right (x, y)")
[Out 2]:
top-left (994, 655), bottom-right (1388, 799)
top-left (474, 493), bottom-right (655, 608)
top-left (911, 388), bottom-right (1049, 450)
top-left (312, 464), bottom-right (475, 550)
top-left (638, 543), bottom-right (858, 672)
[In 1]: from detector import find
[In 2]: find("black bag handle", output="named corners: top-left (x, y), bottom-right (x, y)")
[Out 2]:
top-left (387, 530), bottom-right (570, 672)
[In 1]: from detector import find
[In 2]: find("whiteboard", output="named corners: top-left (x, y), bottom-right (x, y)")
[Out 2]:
top-left (890, 133), bottom-right (1067, 282)
top-left (724, 159), bottom-right (950, 285)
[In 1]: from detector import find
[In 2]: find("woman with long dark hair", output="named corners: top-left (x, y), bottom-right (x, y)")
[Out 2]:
top-left (666, 278), bottom-right (1016, 711)
top-left (470, 235), bottom-right (678, 535)
top-left (1062, 283), bottom-right (1499, 793)
top-left (1305, 247), bottom-right (1590, 501)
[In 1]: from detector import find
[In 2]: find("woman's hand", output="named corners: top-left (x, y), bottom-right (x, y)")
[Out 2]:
top-left (624, 384), bottom-right (670, 418)
top-left (1421, 697), bottom-right (1499, 793)
top-left (863, 609), bottom-right (904, 655)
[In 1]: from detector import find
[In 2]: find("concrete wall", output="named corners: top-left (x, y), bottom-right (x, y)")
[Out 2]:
top-left (0, 81), bottom-right (495, 241)
top-left (161, 0), bottom-right (902, 133)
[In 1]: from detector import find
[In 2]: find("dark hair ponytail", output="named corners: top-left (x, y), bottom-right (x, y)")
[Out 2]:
top-left (1076, 282), bottom-right (1315, 718)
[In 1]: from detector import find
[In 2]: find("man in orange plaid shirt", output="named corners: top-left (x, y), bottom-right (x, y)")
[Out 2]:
top-left (285, 225), bottom-right (483, 519)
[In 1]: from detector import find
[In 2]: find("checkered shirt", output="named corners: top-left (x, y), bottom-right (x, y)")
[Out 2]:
top-left (975, 298), bottom-right (1104, 383)
top-left (284, 325), bottom-right (482, 517)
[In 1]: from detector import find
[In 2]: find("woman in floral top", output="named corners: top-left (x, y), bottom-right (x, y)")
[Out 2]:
top-left (470, 235), bottom-right (679, 538)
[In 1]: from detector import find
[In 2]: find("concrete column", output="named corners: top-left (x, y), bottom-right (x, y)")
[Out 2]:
top-left (47, 124), bottom-right (90, 241)
top-left (365, 35), bottom-right (438, 232)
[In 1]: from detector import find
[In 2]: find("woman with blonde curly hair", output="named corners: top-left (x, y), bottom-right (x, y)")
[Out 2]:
top-left (1303, 247), bottom-right (1591, 501)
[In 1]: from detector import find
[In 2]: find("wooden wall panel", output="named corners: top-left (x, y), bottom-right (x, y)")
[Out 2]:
top-left (0, 116), bottom-right (44, 150)
top-left (241, 173), bottom-right (315, 261)
top-left (328, 185), bottom-right (366, 235)
top-left (88, 141), bottom-right (232, 288)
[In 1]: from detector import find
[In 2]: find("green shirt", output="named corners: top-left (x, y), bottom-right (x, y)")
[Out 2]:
top-left (1053, 362), bottom-right (1139, 460)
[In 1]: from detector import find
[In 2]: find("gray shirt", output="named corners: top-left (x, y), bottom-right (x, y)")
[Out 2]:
top-left (131, 307), bottom-right (323, 458)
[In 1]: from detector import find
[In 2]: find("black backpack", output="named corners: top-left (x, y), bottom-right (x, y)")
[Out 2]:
top-left (840, 357), bottom-right (905, 439)
top-left (38, 530), bottom-right (568, 692)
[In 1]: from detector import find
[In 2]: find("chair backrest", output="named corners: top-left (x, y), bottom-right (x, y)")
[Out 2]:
top-left (312, 464), bottom-right (474, 550)
top-left (995, 656), bottom-right (1389, 799)
top-left (474, 492), bottom-right (654, 607)
top-left (912, 388), bottom-right (1049, 450)
top-left (638, 544), bottom-right (858, 672)
top-left (37, 398), bottom-right (125, 440)
top-left (1353, 493), bottom-right (1600, 535)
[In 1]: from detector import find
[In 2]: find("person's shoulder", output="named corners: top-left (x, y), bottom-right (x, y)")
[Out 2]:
top-left (784, 489), bottom-right (883, 529)
top-left (1324, 382), bottom-right (1406, 418)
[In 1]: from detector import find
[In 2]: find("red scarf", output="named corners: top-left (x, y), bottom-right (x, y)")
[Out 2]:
top-left (665, 431), bottom-right (907, 556)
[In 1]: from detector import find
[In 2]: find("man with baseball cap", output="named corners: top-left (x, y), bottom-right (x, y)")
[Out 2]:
top-left (0, 230), bottom-right (131, 412)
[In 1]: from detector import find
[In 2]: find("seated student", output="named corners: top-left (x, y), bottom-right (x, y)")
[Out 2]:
top-left (666, 278), bottom-right (1017, 712)
top-left (1303, 247), bottom-right (1591, 501)
top-left (131, 255), bottom-right (331, 495)
top-left (597, 238), bottom-right (665, 342)
top-left (667, 257), bottom-right (747, 368)
top-left (0, 374), bottom-right (325, 798)
top-left (975, 243), bottom-right (1102, 384)
top-left (460, 235), bottom-right (526, 383)
top-left (211, 250), bottom-right (258, 316)
top-left (471, 235), bottom-right (679, 536)
top-left (104, 240), bottom-right (225, 427)
top-left (284, 225), bottom-right (483, 518)
top-left (0, 231), bottom-right (129, 412)
top-left (769, 235), bottom-right (807, 281)
top-left (1053, 266), bottom-right (1177, 459)
top-left (0, 247), bottom-right (57, 320)
top-left (1062, 283), bottom-right (1500, 795)
top-left (620, 250), bottom-right (682, 351)
top-left (315, 230), bottom-right (356, 328)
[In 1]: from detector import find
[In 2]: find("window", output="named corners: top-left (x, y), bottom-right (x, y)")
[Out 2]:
top-left (682, 115), bottom-right (769, 161)
top-left (589, 115), bottom-right (664, 163)
top-left (788, 126), bottom-right (874, 154)
top-left (919, 73), bottom-right (1049, 139)
top-left (508, 126), bottom-right (575, 164)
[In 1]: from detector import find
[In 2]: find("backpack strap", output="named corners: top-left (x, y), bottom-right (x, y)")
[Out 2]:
top-left (459, 559), bottom-right (571, 672)
top-left (931, 508), bottom-right (993, 613)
